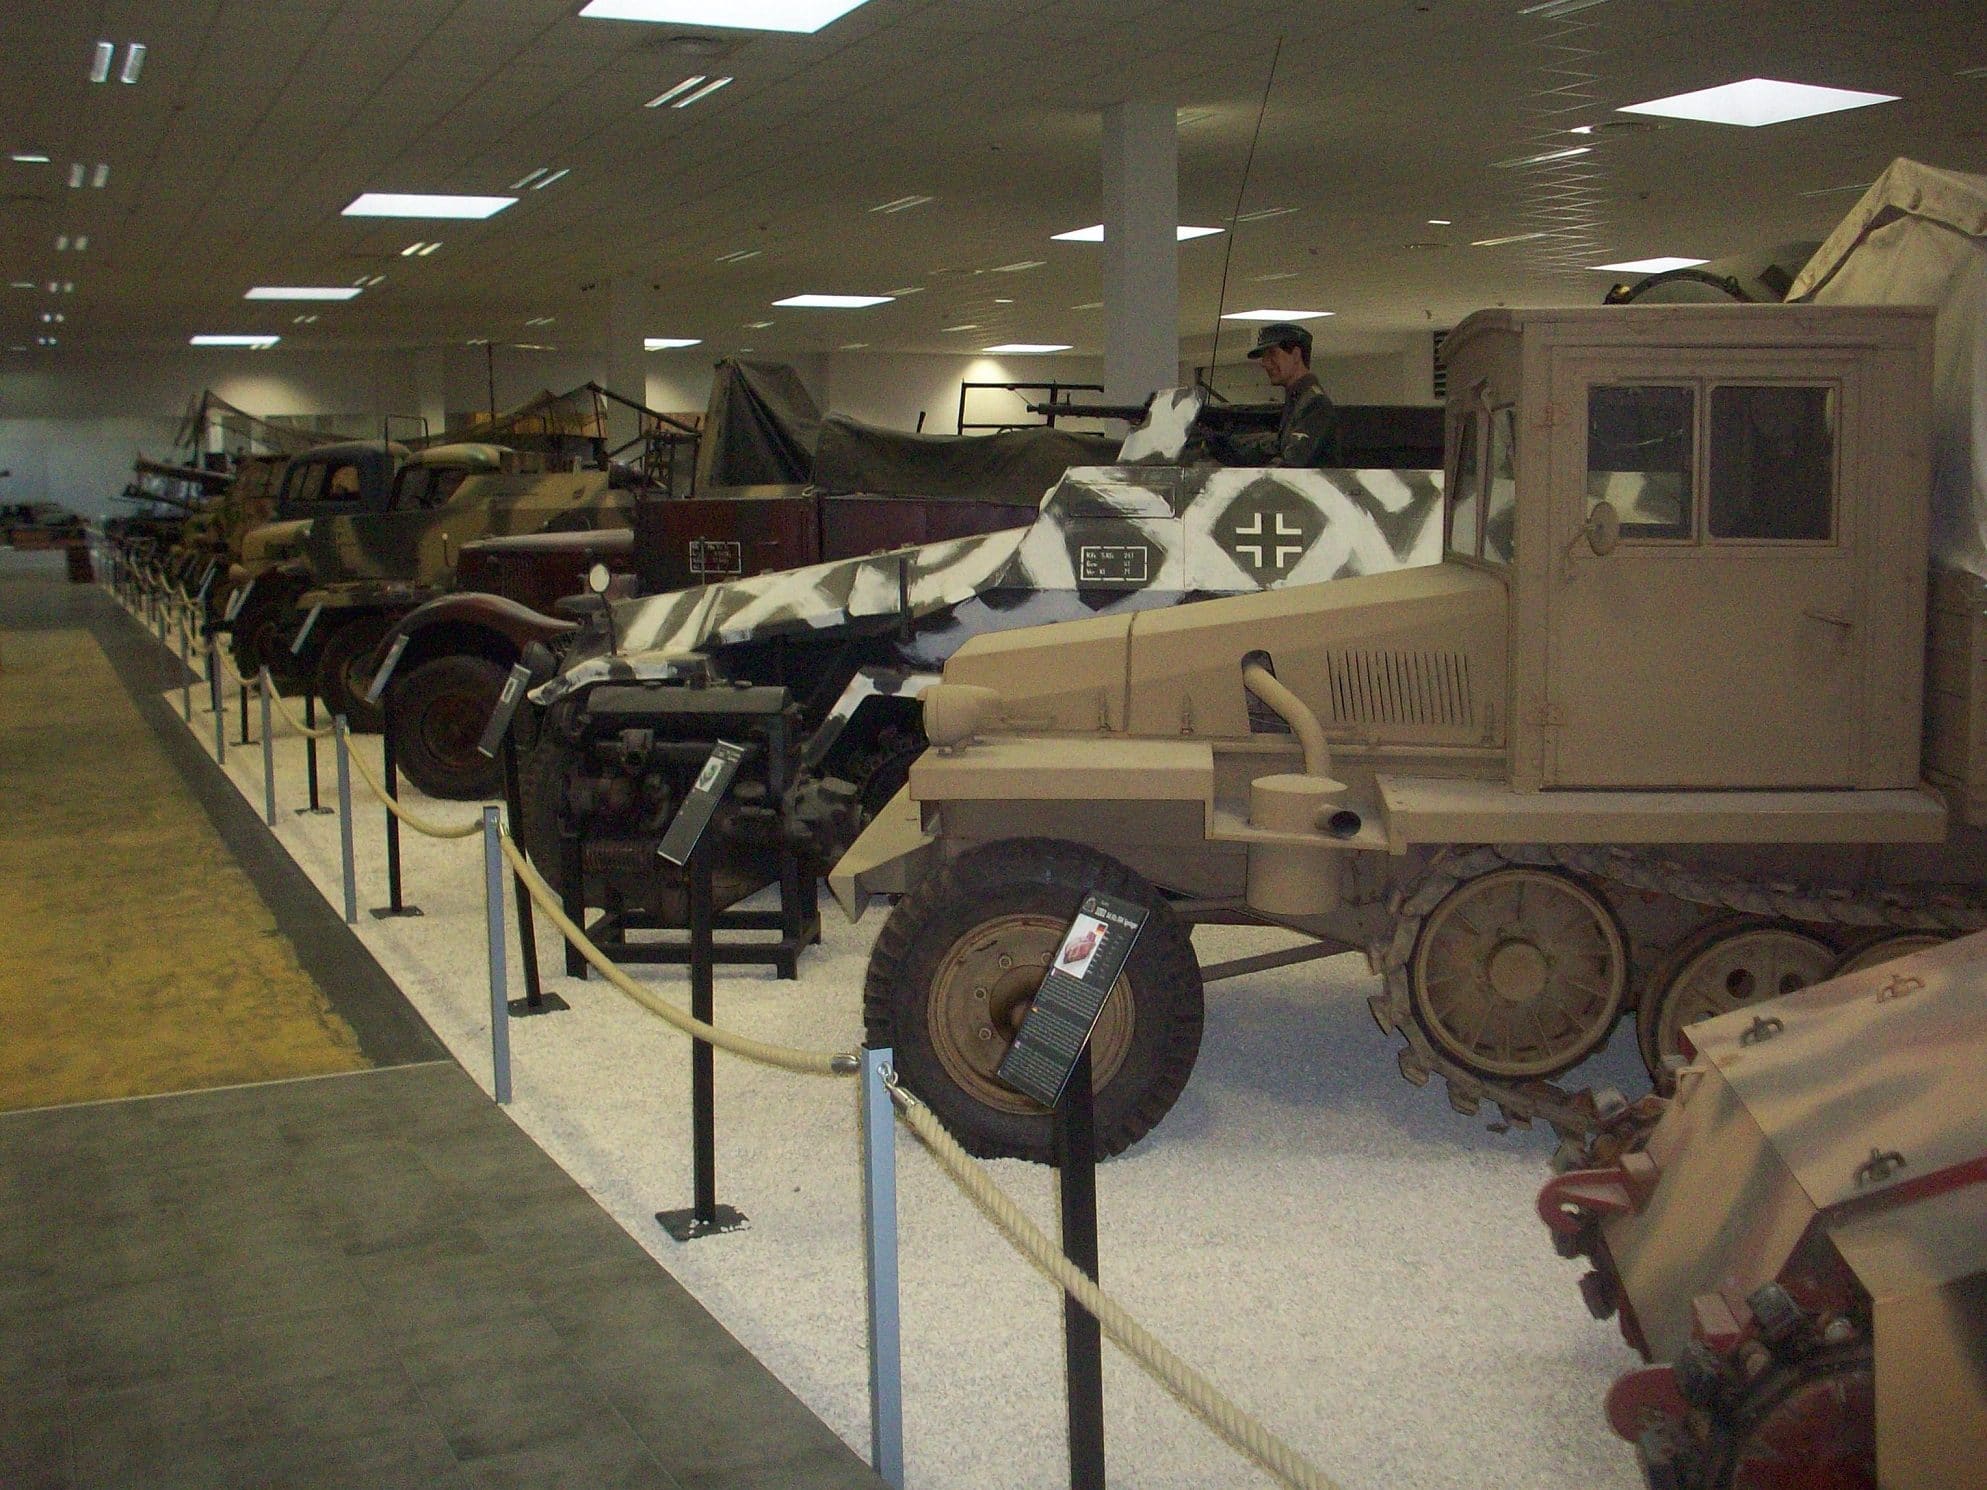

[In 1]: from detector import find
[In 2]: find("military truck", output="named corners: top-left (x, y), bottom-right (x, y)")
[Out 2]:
top-left (279, 454), bottom-right (637, 728)
top-left (225, 439), bottom-right (412, 681)
top-left (1537, 930), bottom-right (1987, 1490)
top-left (831, 302), bottom-right (1987, 1162)
top-left (513, 405), bottom-right (1446, 924)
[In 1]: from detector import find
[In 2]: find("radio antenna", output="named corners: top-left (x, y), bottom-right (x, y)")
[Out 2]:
top-left (1206, 35), bottom-right (1284, 393)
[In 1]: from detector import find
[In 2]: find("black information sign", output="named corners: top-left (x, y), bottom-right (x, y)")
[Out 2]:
top-left (656, 740), bottom-right (749, 867)
top-left (475, 662), bottom-right (533, 759)
top-left (223, 576), bottom-right (255, 623)
top-left (996, 893), bottom-right (1148, 1109)
top-left (364, 633), bottom-right (411, 706)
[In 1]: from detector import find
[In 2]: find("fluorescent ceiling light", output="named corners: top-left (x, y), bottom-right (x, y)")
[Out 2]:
top-left (1493, 145), bottom-right (1592, 167)
top-left (91, 163), bottom-right (109, 188)
top-left (9, 282), bottom-right (35, 290)
top-left (1427, 218), bottom-right (1453, 225)
top-left (992, 261), bottom-right (1044, 273)
top-left (246, 286), bottom-right (363, 300)
top-left (644, 337), bottom-right (702, 349)
top-left (1798, 180), bottom-right (1873, 198)
top-left (68, 163), bottom-right (84, 188)
top-left (1517, 0), bottom-right (1612, 17)
top-left (941, 323), bottom-right (980, 332)
top-left (1254, 271), bottom-right (1299, 282)
top-left (1592, 256), bottom-right (1707, 273)
top-left (120, 43), bottom-right (146, 84)
top-left (342, 193), bottom-right (514, 219)
top-left (886, 285), bottom-right (924, 296)
top-left (670, 77), bottom-right (732, 107)
top-left (509, 168), bottom-right (548, 190)
top-left (870, 195), bottom-right (935, 214)
top-left (1232, 206), bottom-right (1297, 223)
top-left (534, 168), bottom-right (570, 189)
top-left (715, 248), bottom-right (761, 263)
top-left (646, 76), bottom-right (709, 107)
top-left (1471, 231), bottom-right (1553, 246)
top-left (992, 297), bottom-right (1013, 304)
top-left (525, 316), bottom-right (555, 327)
top-left (839, 342), bottom-right (868, 350)
top-left (292, 314), bottom-right (317, 324)
top-left (352, 274), bottom-right (386, 288)
top-left (579, 0), bottom-right (872, 34)
top-left (773, 293), bottom-right (893, 308)
top-left (1072, 301), bottom-right (1102, 310)
top-left (11, 153), bottom-right (50, 164)
top-left (983, 343), bottom-right (1072, 354)
top-left (744, 320), bottom-right (774, 328)
top-left (190, 335), bottom-right (280, 348)
top-left (401, 241), bottom-right (442, 256)
top-left (1220, 309), bottom-right (1334, 321)
top-left (55, 236), bottom-right (68, 251)
top-left (1619, 78), bottom-right (1899, 128)
top-left (1051, 224), bottom-right (1224, 242)
top-left (90, 42), bottom-right (114, 83)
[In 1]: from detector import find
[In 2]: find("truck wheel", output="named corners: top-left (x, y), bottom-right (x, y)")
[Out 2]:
top-left (312, 616), bottom-right (392, 734)
top-left (1409, 867), bottom-right (1628, 1081)
top-left (389, 655), bottom-right (508, 801)
top-left (864, 838), bottom-right (1203, 1163)
top-left (232, 581), bottom-right (308, 691)
top-left (1637, 918), bottom-right (1835, 1083)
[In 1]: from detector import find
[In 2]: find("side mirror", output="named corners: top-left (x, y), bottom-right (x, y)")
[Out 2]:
top-left (1581, 500), bottom-right (1621, 557)
top-left (587, 561), bottom-right (611, 596)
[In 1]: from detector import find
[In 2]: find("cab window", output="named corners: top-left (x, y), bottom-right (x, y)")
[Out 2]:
top-left (1447, 407), bottom-right (1483, 559)
top-left (319, 463), bottom-right (363, 503)
top-left (1587, 384), bottom-right (1692, 539)
top-left (285, 463), bottom-right (326, 505)
top-left (1483, 406), bottom-right (1517, 564)
top-left (1708, 385), bottom-right (1834, 541)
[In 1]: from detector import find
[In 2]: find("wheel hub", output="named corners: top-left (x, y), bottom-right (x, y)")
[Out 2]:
top-left (1486, 939), bottom-right (1550, 1004)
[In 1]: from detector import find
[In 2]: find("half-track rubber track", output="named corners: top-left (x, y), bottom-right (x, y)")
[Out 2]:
top-left (1369, 842), bottom-right (1987, 1140)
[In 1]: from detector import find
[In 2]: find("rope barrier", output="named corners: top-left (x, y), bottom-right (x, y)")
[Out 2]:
top-left (344, 742), bottom-right (484, 839)
top-left (886, 1081), bottom-right (1344, 1490)
top-left (263, 683), bottom-right (336, 740)
top-left (499, 834), bottom-right (856, 1077)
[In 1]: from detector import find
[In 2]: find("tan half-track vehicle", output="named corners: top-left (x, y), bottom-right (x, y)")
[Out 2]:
top-left (1536, 930), bottom-right (1987, 1489)
top-left (835, 302), bottom-right (1987, 1161)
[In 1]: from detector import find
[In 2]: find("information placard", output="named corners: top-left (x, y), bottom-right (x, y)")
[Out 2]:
top-left (656, 740), bottom-right (749, 867)
top-left (289, 603), bottom-right (323, 656)
top-left (364, 633), bottom-right (410, 706)
top-left (996, 893), bottom-right (1147, 1109)
top-left (475, 662), bottom-right (534, 759)
top-left (222, 577), bottom-right (255, 623)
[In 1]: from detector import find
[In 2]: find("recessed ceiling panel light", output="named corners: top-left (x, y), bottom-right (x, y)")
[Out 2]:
top-left (120, 43), bottom-right (146, 84)
top-left (1493, 145), bottom-right (1592, 167)
top-left (417, 242), bottom-right (440, 255)
top-left (525, 316), bottom-right (555, 327)
top-left (12, 152), bottom-right (51, 164)
top-left (74, 235), bottom-right (87, 251)
top-left (1427, 218), bottom-right (1453, 225)
top-left (579, 1), bottom-right (872, 34)
top-left (534, 168), bottom-right (570, 189)
top-left (1232, 207), bottom-right (1297, 223)
top-left (744, 320), bottom-right (774, 329)
top-left (89, 42), bottom-right (114, 83)
top-left (870, 195), bottom-right (935, 214)
top-left (991, 260), bottom-right (1046, 273)
top-left (246, 286), bottom-right (363, 300)
top-left (190, 335), bottom-right (281, 347)
top-left (715, 248), bottom-right (761, 263)
top-left (54, 236), bottom-right (68, 251)
top-left (1220, 309), bottom-right (1334, 321)
top-left (1619, 78), bottom-right (1899, 128)
top-left (1051, 224), bottom-right (1224, 242)
top-left (1592, 256), bottom-right (1707, 273)
top-left (773, 293), bottom-right (893, 308)
top-left (941, 323), bottom-right (980, 332)
top-left (61, 282), bottom-right (73, 293)
top-left (68, 163), bottom-right (84, 188)
top-left (644, 337), bottom-right (702, 349)
top-left (1471, 231), bottom-right (1554, 246)
top-left (292, 314), bottom-right (318, 324)
top-left (992, 297), bottom-right (1014, 304)
top-left (91, 163), bottom-right (109, 188)
top-left (646, 76), bottom-right (708, 107)
top-left (509, 168), bottom-right (548, 190)
top-left (983, 343), bottom-right (1072, 354)
top-left (343, 193), bottom-right (514, 219)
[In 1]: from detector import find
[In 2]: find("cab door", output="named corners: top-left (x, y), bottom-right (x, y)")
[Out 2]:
top-left (1543, 351), bottom-right (1864, 788)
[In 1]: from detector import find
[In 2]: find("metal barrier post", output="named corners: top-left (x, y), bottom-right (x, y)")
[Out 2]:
top-left (300, 691), bottom-right (328, 814)
top-left (211, 657), bottom-right (226, 765)
top-left (179, 622), bottom-right (193, 722)
top-left (370, 705), bottom-right (420, 918)
top-left (483, 807), bottom-right (513, 1105)
top-left (861, 1048), bottom-right (906, 1489)
top-left (500, 731), bottom-right (564, 1014)
top-left (206, 633), bottom-right (223, 722)
top-left (1057, 1047), bottom-right (1106, 1490)
top-left (236, 667), bottom-right (252, 746)
top-left (335, 716), bottom-right (357, 924)
top-left (259, 668), bottom-right (277, 826)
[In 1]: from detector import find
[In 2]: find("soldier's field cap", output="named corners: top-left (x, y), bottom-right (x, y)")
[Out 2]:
top-left (1246, 321), bottom-right (1313, 358)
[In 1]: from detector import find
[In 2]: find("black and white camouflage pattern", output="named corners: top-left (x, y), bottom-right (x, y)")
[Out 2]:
top-left (536, 461), bottom-right (1443, 705)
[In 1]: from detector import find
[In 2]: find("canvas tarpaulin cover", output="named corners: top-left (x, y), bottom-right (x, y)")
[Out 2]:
top-left (810, 416), bottom-right (1120, 505)
top-left (1790, 157), bottom-right (1987, 576)
top-left (694, 360), bottom-right (822, 489)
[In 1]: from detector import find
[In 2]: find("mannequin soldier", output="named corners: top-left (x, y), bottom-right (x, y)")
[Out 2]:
top-left (1247, 321), bottom-right (1338, 467)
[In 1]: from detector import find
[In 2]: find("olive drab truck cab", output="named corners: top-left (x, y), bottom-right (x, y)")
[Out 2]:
top-left (840, 302), bottom-right (1987, 1164)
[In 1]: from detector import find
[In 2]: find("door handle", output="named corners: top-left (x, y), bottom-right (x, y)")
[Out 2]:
top-left (1802, 608), bottom-right (1854, 630)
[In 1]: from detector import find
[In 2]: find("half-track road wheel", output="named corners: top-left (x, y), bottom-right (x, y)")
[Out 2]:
top-left (1637, 918), bottom-right (1835, 1083)
top-left (864, 838), bottom-right (1203, 1163)
top-left (1827, 930), bottom-right (1949, 979)
top-left (389, 654), bottom-right (507, 800)
top-left (1408, 867), bottom-right (1628, 1081)
top-left (312, 615), bottom-right (392, 734)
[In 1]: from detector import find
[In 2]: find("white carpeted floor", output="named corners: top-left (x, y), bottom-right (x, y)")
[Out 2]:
top-left (152, 602), bottom-right (1648, 1490)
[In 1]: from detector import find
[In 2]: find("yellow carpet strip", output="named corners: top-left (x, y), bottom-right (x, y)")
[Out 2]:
top-left (0, 628), bottom-right (368, 1110)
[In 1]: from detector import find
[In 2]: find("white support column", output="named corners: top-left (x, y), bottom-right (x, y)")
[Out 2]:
top-left (1101, 101), bottom-right (1179, 407)
top-left (411, 346), bottom-right (448, 445)
top-left (601, 275), bottom-right (649, 451)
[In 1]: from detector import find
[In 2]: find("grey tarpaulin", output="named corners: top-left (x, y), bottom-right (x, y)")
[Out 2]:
top-left (694, 360), bottom-right (824, 490)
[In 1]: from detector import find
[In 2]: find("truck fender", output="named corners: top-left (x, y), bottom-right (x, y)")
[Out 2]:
top-left (827, 785), bottom-right (934, 922)
top-left (801, 666), bottom-right (939, 772)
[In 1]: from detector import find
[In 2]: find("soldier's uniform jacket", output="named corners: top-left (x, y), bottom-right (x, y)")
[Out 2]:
top-left (1274, 373), bottom-right (1339, 468)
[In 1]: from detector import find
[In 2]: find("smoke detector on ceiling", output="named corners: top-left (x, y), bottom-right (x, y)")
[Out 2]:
top-left (662, 34), bottom-right (738, 59)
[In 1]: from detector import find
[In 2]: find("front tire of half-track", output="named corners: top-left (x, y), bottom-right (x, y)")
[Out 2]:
top-left (312, 615), bottom-right (393, 734)
top-left (864, 838), bottom-right (1204, 1163)
top-left (389, 654), bottom-right (508, 800)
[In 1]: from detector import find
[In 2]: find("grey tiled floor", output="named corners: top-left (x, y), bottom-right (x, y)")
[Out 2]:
top-left (1, 1063), bottom-right (886, 1490)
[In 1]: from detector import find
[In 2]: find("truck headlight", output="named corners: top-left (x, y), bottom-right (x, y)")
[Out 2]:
top-left (923, 684), bottom-right (1000, 748)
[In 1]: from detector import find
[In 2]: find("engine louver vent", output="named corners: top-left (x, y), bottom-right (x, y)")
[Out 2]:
top-left (1325, 650), bottom-right (1473, 728)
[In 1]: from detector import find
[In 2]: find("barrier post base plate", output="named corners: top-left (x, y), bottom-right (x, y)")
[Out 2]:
top-left (507, 992), bottom-right (571, 1017)
top-left (369, 904), bottom-right (425, 920)
top-left (295, 805), bottom-right (335, 817)
top-left (655, 1204), bottom-right (748, 1242)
